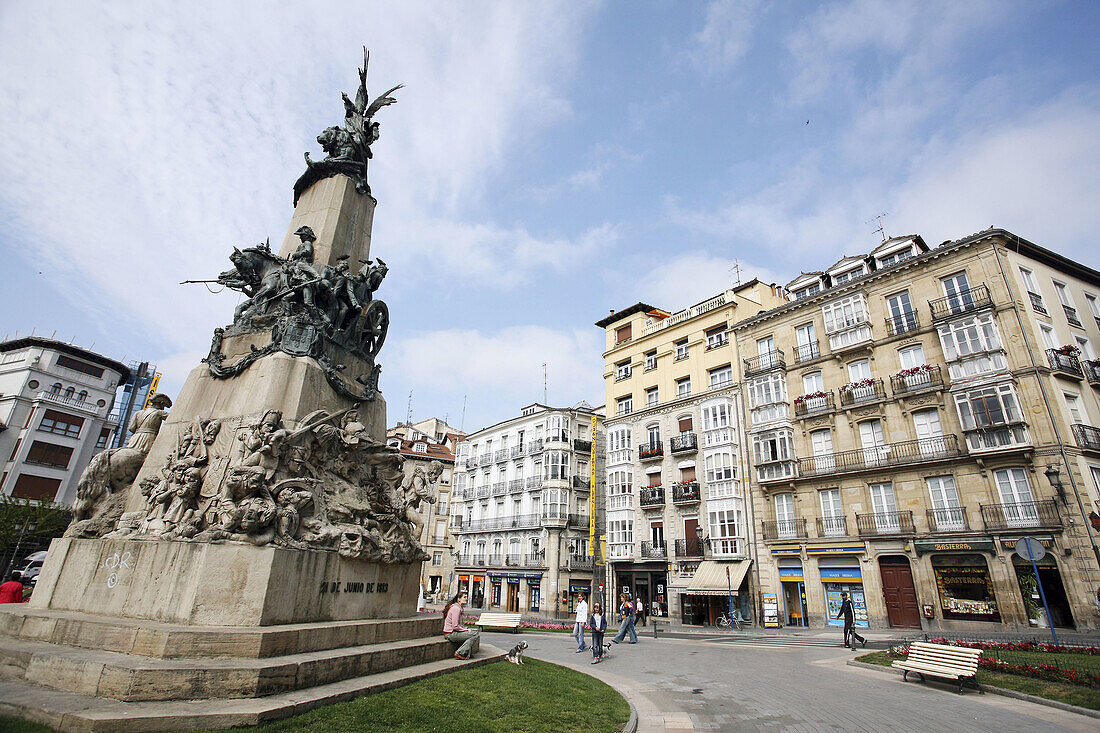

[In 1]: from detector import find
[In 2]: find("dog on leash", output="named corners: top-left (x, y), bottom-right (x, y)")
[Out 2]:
top-left (505, 640), bottom-right (529, 665)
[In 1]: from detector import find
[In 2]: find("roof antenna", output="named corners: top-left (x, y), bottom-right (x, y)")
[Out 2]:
top-left (542, 363), bottom-right (549, 405)
top-left (866, 212), bottom-right (889, 243)
top-left (405, 390), bottom-right (413, 426)
top-left (460, 394), bottom-right (467, 432)
top-left (728, 259), bottom-right (743, 288)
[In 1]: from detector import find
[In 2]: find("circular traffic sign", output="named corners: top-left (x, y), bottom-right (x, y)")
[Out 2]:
top-left (1015, 537), bottom-right (1047, 562)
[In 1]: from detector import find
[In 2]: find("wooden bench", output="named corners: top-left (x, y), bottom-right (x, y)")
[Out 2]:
top-left (892, 641), bottom-right (983, 694)
top-left (474, 612), bottom-right (523, 633)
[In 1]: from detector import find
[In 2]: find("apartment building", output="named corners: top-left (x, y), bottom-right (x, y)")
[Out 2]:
top-left (596, 282), bottom-right (788, 624)
top-left (735, 229), bottom-right (1100, 633)
top-left (450, 402), bottom-right (604, 618)
top-left (0, 337), bottom-right (129, 505)
top-left (387, 429), bottom-right (456, 602)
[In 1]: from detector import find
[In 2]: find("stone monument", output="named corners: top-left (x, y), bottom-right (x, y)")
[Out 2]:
top-left (0, 49), bottom-right (490, 731)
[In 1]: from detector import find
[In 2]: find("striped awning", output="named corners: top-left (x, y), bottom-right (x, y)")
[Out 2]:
top-left (685, 560), bottom-right (752, 596)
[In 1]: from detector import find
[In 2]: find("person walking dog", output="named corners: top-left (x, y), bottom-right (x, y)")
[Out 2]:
top-left (573, 592), bottom-right (589, 652)
top-left (836, 592), bottom-right (866, 649)
top-left (588, 602), bottom-right (607, 664)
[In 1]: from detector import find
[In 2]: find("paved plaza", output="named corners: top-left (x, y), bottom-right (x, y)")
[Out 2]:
top-left (484, 630), bottom-right (1097, 733)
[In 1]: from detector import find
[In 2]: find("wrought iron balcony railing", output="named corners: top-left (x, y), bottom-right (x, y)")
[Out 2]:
top-left (926, 507), bottom-right (970, 532)
top-left (797, 436), bottom-right (961, 477)
top-left (980, 500), bottom-right (1061, 531)
top-left (816, 516), bottom-right (848, 537)
top-left (744, 350), bottom-right (786, 377)
top-left (1064, 305), bottom-right (1082, 327)
top-left (526, 476), bottom-right (542, 489)
top-left (670, 432), bottom-right (697, 453)
top-left (793, 340), bottom-right (820, 363)
top-left (838, 379), bottom-right (886, 407)
top-left (671, 480), bottom-right (700, 504)
top-left (1072, 423), bottom-right (1100, 451)
top-left (855, 510), bottom-right (915, 536)
top-left (639, 443), bottom-right (663, 460)
top-left (1047, 349), bottom-right (1084, 378)
top-left (1028, 291), bottom-right (1047, 314)
top-left (524, 553), bottom-right (546, 567)
top-left (890, 365), bottom-right (944, 397)
top-left (674, 538), bottom-right (704, 557)
top-left (639, 486), bottom-right (665, 507)
top-left (563, 554), bottom-right (594, 570)
top-left (928, 285), bottom-right (992, 321)
top-left (640, 541), bottom-right (667, 559)
top-left (885, 312), bottom-right (920, 336)
top-left (567, 513), bottom-right (590, 528)
top-left (573, 438), bottom-right (592, 452)
top-left (761, 518), bottom-right (807, 541)
top-left (526, 439), bottom-right (544, 455)
top-left (572, 475), bottom-right (591, 489)
top-left (508, 479), bottom-right (525, 492)
top-left (794, 391), bottom-right (835, 418)
top-left (1084, 359), bottom-right (1100, 385)
top-left (492, 482), bottom-right (507, 497)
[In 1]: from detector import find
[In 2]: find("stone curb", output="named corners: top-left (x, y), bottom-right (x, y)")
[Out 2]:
top-left (846, 659), bottom-right (1100, 720)
top-left (623, 699), bottom-right (639, 733)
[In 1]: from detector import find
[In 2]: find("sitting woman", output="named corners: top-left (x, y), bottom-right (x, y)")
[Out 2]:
top-left (588, 602), bottom-right (607, 664)
top-left (442, 591), bottom-right (480, 660)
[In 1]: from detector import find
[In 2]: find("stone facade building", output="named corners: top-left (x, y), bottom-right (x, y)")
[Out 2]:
top-left (595, 282), bottom-right (788, 623)
top-left (451, 402), bottom-right (604, 618)
top-left (0, 337), bottom-right (129, 505)
top-left (734, 229), bottom-right (1100, 633)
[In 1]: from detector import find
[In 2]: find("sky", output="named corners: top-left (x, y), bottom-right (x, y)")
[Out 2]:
top-left (2, 1), bottom-right (1099, 433)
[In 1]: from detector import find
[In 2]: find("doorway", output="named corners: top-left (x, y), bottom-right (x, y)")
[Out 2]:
top-left (783, 582), bottom-right (807, 627)
top-left (878, 556), bottom-right (921, 628)
top-left (506, 581), bottom-right (520, 613)
top-left (1013, 557), bottom-right (1075, 628)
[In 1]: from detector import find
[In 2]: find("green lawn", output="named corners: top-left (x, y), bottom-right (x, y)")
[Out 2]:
top-left (856, 651), bottom-right (1100, 711)
top-left (0, 718), bottom-right (50, 733)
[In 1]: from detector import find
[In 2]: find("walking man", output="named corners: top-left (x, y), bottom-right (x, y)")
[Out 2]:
top-left (836, 592), bottom-right (866, 649)
top-left (573, 592), bottom-right (589, 652)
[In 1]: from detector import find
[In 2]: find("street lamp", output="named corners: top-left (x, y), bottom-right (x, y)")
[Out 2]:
top-left (1044, 465), bottom-right (1066, 504)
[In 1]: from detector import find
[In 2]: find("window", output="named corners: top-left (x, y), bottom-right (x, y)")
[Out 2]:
top-left (547, 415), bottom-right (569, 442)
top-left (675, 339), bottom-right (689, 360)
top-left (95, 427), bottom-right (111, 450)
top-left (1075, 336), bottom-right (1095, 360)
top-left (832, 267), bottom-right (861, 285)
top-left (615, 324), bottom-right (632, 344)
top-left (753, 429), bottom-right (793, 464)
top-left (1038, 321), bottom-right (1057, 350)
top-left (39, 409), bottom-right (83, 438)
top-left (868, 482), bottom-right (899, 531)
top-left (645, 386), bottom-right (659, 407)
top-left (678, 416), bottom-right (693, 433)
top-left (616, 395), bottom-right (633, 416)
top-left (748, 373), bottom-right (786, 407)
top-left (646, 424), bottom-right (660, 448)
top-left (898, 344), bottom-right (926, 370)
top-left (886, 291), bottom-right (917, 333)
top-left (64, 386), bottom-right (75, 399)
top-left (676, 377), bottom-right (691, 398)
top-left (822, 294), bottom-right (870, 346)
top-left (615, 359), bottom-right (632, 380)
top-left (607, 427), bottom-right (632, 465)
top-left (1064, 392), bottom-right (1084, 424)
top-left (25, 441), bottom-right (74, 469)
top-left (878, 248), bottom-right (913, 267)
top-left (607, 469), bottom-right (633, 510)
top-left (432, 552), bottom-right (443, 566)
top-left (937, 313), bottom-right (1002, 360)
top-left (774, 493), bottom-right (796, 538)
top-left (708, 364), bottom-right (732, 388)
top-left (927, 475), bottom-right (964, 530)
top-left (803, 371), bottom-right (824, 393)
top-left (708, 506), bottom-right (743, 555)
top-left (819, 488), bottom-right (844, 535)
top-left (1086, 293), bottom-right (1100, 324)
top-left (56, 354), bottom-right (104, 378)
top-left (954, 383), bottom-right (1023, 429)
top-left (413, 441), bottom-right (427, 453)
top-left (706, 325), bottom-right (729, 350)
top-left (1053, 281), bottom-right (1072, 307)
top-left (607, 518), bottom-right (634, 557)
top-left (704, 450), bottom-right (735, 483)
top-left (993, 468), bottom-right (1039, 527)
top-left (702, 400), bottom-right (732, 446)
top-left (644, 349), bottom-right (657, 371)
top-left (794, 282), bottom-right (821, 299)
top-left (10, 474), bottom-right (62, 501)
top-left (1020, 268), bottom-right (1046, 313)
top-left (941, 271), bottom-right (973, 312)
top-left (49, 383), bottom-right (62, 394)
top-left (847, 359), bottom-right (871, 382)
top-left (543, 451), bottom-right (568, 480)
top-left (795, 323), bottom-right (818, 361)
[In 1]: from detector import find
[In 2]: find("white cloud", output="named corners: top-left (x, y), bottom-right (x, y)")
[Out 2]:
top-left (388, 326), bottom-right (606, 426)
top-left (687, 0), bottom-right (761, 75)
top-left (632, 252), bottom-right (788, 312)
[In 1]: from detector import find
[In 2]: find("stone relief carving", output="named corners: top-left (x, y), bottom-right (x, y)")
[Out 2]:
top-left (102, 409), bottom-right (426, 562)
top-left (293, 47), bottom-right (403, 205)
top-left (66, 394), bottom-right (174, 538)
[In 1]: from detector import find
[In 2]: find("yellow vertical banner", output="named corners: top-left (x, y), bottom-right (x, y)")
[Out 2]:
top-left (590, 415), bottom-right (597, 560)
top-left (142, 372), bottom-right (162, 408)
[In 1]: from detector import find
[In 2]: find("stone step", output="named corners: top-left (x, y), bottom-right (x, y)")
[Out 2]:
top-left (0, 605), bottom-right (442, 658)
top-left (0, 631), bottom-right (467, 702)
top-left (0, 642), bottom-right (505, 733)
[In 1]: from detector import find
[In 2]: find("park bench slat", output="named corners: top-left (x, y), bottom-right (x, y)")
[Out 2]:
top-left (891, 642), bottom-right (982, 694)
top-left (475, 612), bottom-right (523, 633)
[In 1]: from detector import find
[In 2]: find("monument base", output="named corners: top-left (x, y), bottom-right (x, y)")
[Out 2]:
top-left (32, 538), bottom-right (418, 626)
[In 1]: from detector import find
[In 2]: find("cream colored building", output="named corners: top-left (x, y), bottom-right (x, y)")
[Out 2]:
top-left (596, 282), bottom-right (788, 623)
top-left (734, 229), bottom-right (1100, 633)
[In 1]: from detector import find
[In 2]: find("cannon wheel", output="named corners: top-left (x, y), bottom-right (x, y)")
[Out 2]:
top-left (360, 300), bottom-right (389, 358)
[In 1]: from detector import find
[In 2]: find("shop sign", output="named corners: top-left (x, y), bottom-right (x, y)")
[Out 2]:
top-left (805, 544), bottom-right (864, 555)
top-left (999, 537), bottom-right (1054, 551)
top-left (770, 545), bottom-right (802, 556)
top-left (569, 584), bottom-right (592, 593)
top-left (914, 540), bottom-right (994, 555)
top-left (762, 593), bottom-right (780, 628)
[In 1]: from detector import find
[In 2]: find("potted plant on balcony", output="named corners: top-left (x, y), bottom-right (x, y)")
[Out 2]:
top-left (896, 363), bottom-right (934, 378)
top-left (794, 390), bottom-right (829, 404)
top-left (1057, 344), bottom-right (1081, 357)
top-left (840, 378), bottom-right (876, 392)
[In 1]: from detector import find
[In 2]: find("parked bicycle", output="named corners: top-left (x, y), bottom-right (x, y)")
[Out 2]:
top-left (716, 611), bottom-right (745, 631)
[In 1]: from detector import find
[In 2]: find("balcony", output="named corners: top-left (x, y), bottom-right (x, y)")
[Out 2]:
top-left (669, 432), bottom-right (697, 454)
top-left (761, 518), bottom-right (807, 541)
top-left (890, 365), bottom-right (944, 397)
top-left (527, 439), bottom-right (544, 455)
top-left (572, 475), bottom-right (591, 490)
top-left (525, 476), bottom-right (542, 490)
top-left (816, 516), bottom-right (848, 537)
top-left (672, 480), bottom-right (700, 504)
top-left (492, 482), bottom-right (507, 497)
top-left (524, 553), bottom-right (546, 568)
top-left (1047, 349), bottom-right (1084, 379)
top-left (926, 507), bottom-right (970, 533)
top-left (568, 513), bottom-right (591, 528)
top-left (1028, 291), bottom-right (1047, 315)
top-left (797, 436), bottom-right (962, 478)
top-left (494, 449), bottom-right (508, 462)
top-left (35, 390), bottom-right (101, 416)
top-left (928, 285), bottom-right (993, 321)
top-left (855, 511), bottom-right (915, 537)
top-left (1084, 360), bottom-right (1100, 386)
top-left (639, 486), bottom-right (665, 507)
top-left (562, 554), bottom-right (594, 571)
top-left (1072, 423), bottom-right (1100, 451)
top-left (478, 454), bottom-right (492, 466)
top-left (541, 508), bottom-right (568, 526)
top-left (573, 438), bottom-right (592, 453)
top-left (838, 379), bottom-right (886, 407)
top-left (744, 350), bottom-right (786, 377)
top-left (640, 541), bottom-right (667, 559)
top-left (510, 445), bottom-right (524, 458)
top-left (884, 312), bottom-right (920, 337)
top-left (794, 391), bottom-right (835, 418)
top-left (503, 554), bottom-right (524, 567)
top-left (794, 340), bottom-right (820, 363)
top-left (1064, 304), bottom-right (1083, 327)
top-left (488, 554), bottom-right (504, 567)
top-left (508, 479), bottom-right (525, 493)
top-left (475, 486), bottom-right (491, 499)
top-left (674, 538), bottom-right (704, 557)
top-left (980, 500), bottom-right (1061, 531)
top-left (639, 443), bottom-right (664, 461)
top-left (964, 422), bottom-right (1031, 453)
top-left (756, 459), bottom-right (797, 483)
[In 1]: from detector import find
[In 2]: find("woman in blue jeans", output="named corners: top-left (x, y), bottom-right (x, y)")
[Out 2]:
top-left (611, 592), bottom-right (638, 643)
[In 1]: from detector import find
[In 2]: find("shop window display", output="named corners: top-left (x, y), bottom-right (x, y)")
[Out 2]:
top-left (824, 584), bottom-right (869, 628)
top-left (932, 554), bottom-right (1001, 622)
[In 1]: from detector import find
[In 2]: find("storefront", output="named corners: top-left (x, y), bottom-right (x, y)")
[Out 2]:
top-left (778, 559), bottom-right (807, 628)
top-left (614, 565), bottom-right (668, 618)
top-left (681, 560), bottom-right (752, 625)
top-left (913, 540), bottom-right (1001, 623)
top-left (812, 546), bottom-right (869, 629)
top-left (1004, 538), bottom-right (1074, 629)
top-left (458, 574), bottom-right (470, 599)
top-left (487, 572), bottom-right (544, 613)
top-left (471, 575), bottom-right (486, 608)
top-left (527, 576), bottom-right (541, 612)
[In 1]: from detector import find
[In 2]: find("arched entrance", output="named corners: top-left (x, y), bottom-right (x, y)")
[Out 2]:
top-left (878, 555), bottom-right (921, 628)
top-left (1012, 556), bottom-right (1075, 629)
